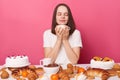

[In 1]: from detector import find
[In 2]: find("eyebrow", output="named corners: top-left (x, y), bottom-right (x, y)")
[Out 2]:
top-left (57, 12), bottom-right (68, 13)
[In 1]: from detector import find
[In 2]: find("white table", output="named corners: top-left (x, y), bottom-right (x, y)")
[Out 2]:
top-left (0, 64), bottom-right (120, 80)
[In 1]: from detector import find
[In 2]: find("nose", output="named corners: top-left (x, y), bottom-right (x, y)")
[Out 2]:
top-left (61, 14), bottom-right (65, 19)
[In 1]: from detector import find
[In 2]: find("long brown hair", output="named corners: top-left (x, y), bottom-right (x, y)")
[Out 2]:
top-left (51, 3), bottom-right (76, 35)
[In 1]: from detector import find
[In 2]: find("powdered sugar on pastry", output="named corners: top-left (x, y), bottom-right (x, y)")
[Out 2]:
top-left (75, 72), bottom-right (87, 80)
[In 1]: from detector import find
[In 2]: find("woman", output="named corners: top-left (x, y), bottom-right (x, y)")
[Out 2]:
top-left (43, 3), bottom-right (82, 65)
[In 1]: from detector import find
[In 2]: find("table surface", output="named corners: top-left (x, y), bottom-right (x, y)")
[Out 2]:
top-left (0, 64), bottom-right (120, 80)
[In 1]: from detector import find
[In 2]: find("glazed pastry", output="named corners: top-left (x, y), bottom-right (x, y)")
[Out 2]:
top-left (12, 70), bottom-right (20, 79)
top-left (115, 70), bottom-right (120, 78)
top-left (35, 67), bottom-right (44, 77)
top-left (60, 72), bottom-right (69, 80)
top-left (93, 56), bottom-right (102, 61)
top-left (59, 66), bottom-right (63, 72)
top-left (66, 68), bottom-right (73, 74)
top-left (107, 69), bottom-right (117, 76)
top-left (61, 75), bottom-right (70, 80)
top-left (69, 73), bottom-right (76, 78)
top-left (73, 66), bottom-right (79, 73)
top-left (58, 71), bottom-right (67, 78)
top-left (28, 65), bottom-right (36, 70)
top-left (85, 68), bottom-right (110, 80)
top-left (0, 70), bottom-right (9, 79)
top-left (112, 63), bottom-right (120, 70)
top-left (102, 57), bottom-right (112, 62)
top-left (27, 72), bottom-right (38, 80)
top-left (67, 63), bottom-right (73, 69)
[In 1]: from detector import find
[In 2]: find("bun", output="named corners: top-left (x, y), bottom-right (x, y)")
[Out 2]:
top-left (102, 57), bottom-right (112, 62)
top-left (67, 63), bottom-right (73, 69)
top-left (1, 70), bottom-right (9, 79)
top-left (112, 64), bottom-right (120, 70)
top-left (93, 56), bottom-right (102, 61)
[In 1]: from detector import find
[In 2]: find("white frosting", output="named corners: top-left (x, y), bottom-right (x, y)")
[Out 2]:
top-left (75, 73), bottom-right (87, 80)
top-left (90, 59), bottom-right (115, 69)
top-left (5, 55), bottom-right (30, 67)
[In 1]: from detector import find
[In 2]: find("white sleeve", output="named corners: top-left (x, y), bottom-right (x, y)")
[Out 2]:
top-left (72, 30), bottom-right (83, 48)
top-left (43, 30), bottom-right (51, 47)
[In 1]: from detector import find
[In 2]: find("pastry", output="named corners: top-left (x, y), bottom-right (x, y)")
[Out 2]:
top-left (0, 70), bottom-right (9, 79)
top-left (12, 70), bottom-right (20, 79)
top-left (107, 69), bottom-right (117, 76)
top-left (61, 75), bottom-right (70, 80)
top-left (28, 65), bottom-right (36, 70)
top-left (93, 56), bottom-right (102, 61)
top-left (66, 68), bottom-right (73, 74)
top-left (73, 66), bottom-right (79, 73)
top-left (35, 67), bottom-right (44, 76)
top-left (27, 72), bottom-right (38, 80)
top-left (85, 68), bottom-right (110, 80)
top-left (90, 56), bottom-right (114, 69)
top-left (58, 71), bottom-right (67, 78)
top-left (67, 63), bottom-right (73, 69)
top-left (102, 57), bottom-right (112, 62)
top-left (59, 66), bottom-right (63, 72)
top-left (112, 63), bottom-right (120, 70)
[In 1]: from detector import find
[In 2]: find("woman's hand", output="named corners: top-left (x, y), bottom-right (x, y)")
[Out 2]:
top-left (62, 26), bottom-right (70, 40)
top-left (55, 25), bottom-right (70, 41)
top-left (55, 26), bottom-right (64, 40)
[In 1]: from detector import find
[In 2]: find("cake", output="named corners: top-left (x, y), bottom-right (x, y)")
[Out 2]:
top-left (90, 56), bottom-right (115, 69)
top-left (5, 55), bottom-right (30, 67)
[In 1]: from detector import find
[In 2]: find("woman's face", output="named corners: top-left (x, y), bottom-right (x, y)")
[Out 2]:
top-left (56, 6), bottom-right (69, 25)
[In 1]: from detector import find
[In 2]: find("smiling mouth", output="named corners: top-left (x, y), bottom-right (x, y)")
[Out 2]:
top-left (60, 20), bottom-right (66, 22)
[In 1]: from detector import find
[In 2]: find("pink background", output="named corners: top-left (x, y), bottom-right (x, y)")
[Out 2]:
top-left (0, 0), bottom-right (120, 65)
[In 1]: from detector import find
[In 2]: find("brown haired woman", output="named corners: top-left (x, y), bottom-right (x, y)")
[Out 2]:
top-left (43, 3), bottom-right (82, 65)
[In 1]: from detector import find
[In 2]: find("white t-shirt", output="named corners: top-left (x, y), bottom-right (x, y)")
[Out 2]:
top-left (43, 29), bottom-right (82, 65)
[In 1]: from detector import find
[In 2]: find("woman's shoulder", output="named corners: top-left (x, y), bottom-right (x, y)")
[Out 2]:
top-left (44, 29), bottom-right (55, 37)
top-left (44, 29), bottom-right (51, 34)
top-left (72, 29), bottom-right (81, 35)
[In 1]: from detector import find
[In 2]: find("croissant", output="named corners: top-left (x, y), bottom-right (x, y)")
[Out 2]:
top-left (84, 68), bottom-right (109, 80)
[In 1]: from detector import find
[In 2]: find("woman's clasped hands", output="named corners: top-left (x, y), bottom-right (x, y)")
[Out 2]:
top-left (55, 25), bottom-right (70, 40)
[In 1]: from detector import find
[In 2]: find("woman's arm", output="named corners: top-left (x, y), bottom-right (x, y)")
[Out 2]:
top-left (63, 40), bottom-right (80, 64)
top-left (44, 39), bottom-right (62, 63)
top-left (62, 28), bottom-right (81, 64)
top-left (44, 27), bottom-right (64, 63)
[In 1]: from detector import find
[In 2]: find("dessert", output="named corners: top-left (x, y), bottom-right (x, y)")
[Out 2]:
top-left (85, 68), bottom-right (109, 80)
top-left (90, 56), bottom-right (115, 69)
top-left (35, 67), bottom-right (44, 76)
top-left (75, 72), bottom-right (87, 80)
top-left (102, 57), bottom-right (112, 62)
top-left (27, 72), bottom-right (38, 80)
top-left (0, 70), bottom-right (9, 79)
top-left (5, 55), bottom-right (30, 68)
top-left (112, 63), bottom-right (120, 70)
top-left (11, 69), bottom-right (20, 79)
top-left (93, 56), bottom-right (102, 61)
